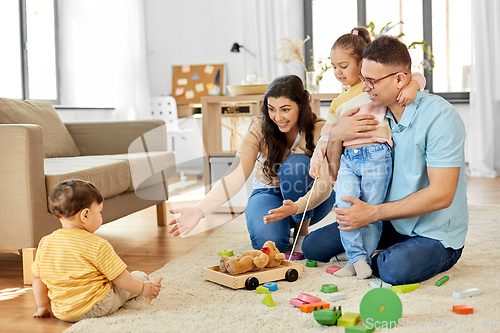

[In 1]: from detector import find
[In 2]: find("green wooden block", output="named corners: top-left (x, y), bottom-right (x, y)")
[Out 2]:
top-left (262, 294), bottom-right (275, 307)
top-left (256, 286), bottom-right (269, 294)
top-left (218, 249), bottom-right (233, 256)
top-left (337, 312), bottom-right (361, 327)
top-left (345, 325), bottom-right (376, 333)
top-left (306, 259), bottom-right (318, 267)
top-left (320, 284), bottom-right (338, 293)
top-left (435, 275), bottom-right (449, 286)
top-left (392, 283), bottom-right (419, 293)
top-left (313, 308), bottom-right (342, 326)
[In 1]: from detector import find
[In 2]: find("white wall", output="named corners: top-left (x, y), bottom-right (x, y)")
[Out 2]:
top-left (144, 0), bottom-right (245, 97)
top-left (495, 103), bottom-right (500, 174)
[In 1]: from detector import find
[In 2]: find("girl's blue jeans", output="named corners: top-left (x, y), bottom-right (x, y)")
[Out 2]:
top-left (245, 154), bottom-right (336, 253)
top-left (302, 220), bottom-right (463, 285)
top-left (336, 143), bottom-right (392, 266)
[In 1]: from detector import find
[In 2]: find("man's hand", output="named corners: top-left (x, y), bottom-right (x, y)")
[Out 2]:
top-left (168, 207), bottom-right (204, 236)
top-left (264, 200), bottom-right (298, 223)
top-left (331, 108), bottom-right (379, 142)
top-left (335, 196), bottom-right (376, 231)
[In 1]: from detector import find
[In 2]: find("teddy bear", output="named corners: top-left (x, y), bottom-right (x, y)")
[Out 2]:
top-left (219, 240), bottom-right (286, 275)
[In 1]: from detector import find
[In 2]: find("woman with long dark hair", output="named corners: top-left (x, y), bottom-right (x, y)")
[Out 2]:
top-left (168, 75), bottom-right (335, 253)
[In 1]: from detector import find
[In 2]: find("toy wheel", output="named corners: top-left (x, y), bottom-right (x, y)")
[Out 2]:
top-left (285, 269), bottom-right (299, 282)
top-left (245, 277), bottom-right (259, 290)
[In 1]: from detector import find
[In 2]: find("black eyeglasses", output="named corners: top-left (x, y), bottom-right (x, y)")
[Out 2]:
top-left (359, 72), bottom-right (407, 90)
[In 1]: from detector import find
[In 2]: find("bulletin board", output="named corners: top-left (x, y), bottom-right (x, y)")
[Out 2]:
top-left (172, 64), bottom-right (225, 104)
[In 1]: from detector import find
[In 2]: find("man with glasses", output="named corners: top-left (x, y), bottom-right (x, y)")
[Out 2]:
top-left (303, 35), bottom-right (468, 285)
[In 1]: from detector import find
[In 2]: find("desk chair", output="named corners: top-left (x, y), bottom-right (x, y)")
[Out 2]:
top-left (151, 96), bottom-right (202, 181)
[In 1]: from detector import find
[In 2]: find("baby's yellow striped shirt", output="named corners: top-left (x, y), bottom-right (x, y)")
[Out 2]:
top-left (32, 229), bottom-right (126, 321)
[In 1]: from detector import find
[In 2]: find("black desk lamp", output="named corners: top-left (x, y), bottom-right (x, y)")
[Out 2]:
top-left (231, 42), bottom-right (256, 58)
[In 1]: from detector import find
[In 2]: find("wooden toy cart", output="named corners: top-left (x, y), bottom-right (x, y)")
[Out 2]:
top-left (203, 260), bottom-right (304, 290)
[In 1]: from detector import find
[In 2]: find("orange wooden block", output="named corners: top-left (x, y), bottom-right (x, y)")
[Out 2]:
top-left (300, 302), bottom-right (330, 313)
top-left (453, 305), bottom-right (473, 315)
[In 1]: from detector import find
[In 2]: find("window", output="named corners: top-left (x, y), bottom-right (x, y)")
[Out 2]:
top-left (0, 0), bottom-right (58, 102)
top-left (310, 0), bottom-right (357, 93)
top-left (309, 0), bottom-right (471, 101)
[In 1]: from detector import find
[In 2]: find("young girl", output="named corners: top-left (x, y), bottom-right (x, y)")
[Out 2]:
top-left (308, 27), bottom-right (426, 279)
top-left (168, 75), bottom-right (335, 253)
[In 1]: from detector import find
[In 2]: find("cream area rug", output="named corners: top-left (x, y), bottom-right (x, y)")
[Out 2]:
top-left (65, 205), bottom-right (500, 333)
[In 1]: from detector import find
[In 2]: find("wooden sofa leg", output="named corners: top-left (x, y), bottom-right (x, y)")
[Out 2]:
top-left (22, 248), bottom-right (36, 285)
top-left (156, 201), bottom-right (167, 226)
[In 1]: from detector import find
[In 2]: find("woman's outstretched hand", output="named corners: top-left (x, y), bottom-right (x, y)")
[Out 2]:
top-left (264, 199), bottom-right (298, 223)
top-left (168, 207), bottom-right (204, 236)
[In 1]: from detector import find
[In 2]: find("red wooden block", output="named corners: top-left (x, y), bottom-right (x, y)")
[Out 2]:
top-left (453, 305), bottom-right (473, 315)
top-left (297, 293), bottom-right (322, 303)
top-left (290, 298), bottom-right (307, 307)
top-left (326, 265), bottom-right (342, 274)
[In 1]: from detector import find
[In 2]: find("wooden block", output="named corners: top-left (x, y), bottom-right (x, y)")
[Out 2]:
top-left (392, 283), bottom-right (419, 293)
top-left (337, 312), bottom-right (361, 327)
top-left (320, 283), bottom-right (338, 293)
top-left (452, 288), bottom-right (481, 299)
top-left (435, 275), bottom-right (449, 286)
top-left (22, 248), bottom-right (36, 285)
top-left (290, 298), bottom-right (307, 307)
top-left (453, 305), bottom-right (474, 315)
top-left (297, 292), bottom-right (322, 303)
top-left (262, 294), bottom-right (275, 307)
top-left (326, 265), bottom-right (342, 274)
top-left (300, 302), bottom-right (330, 313)
top-left (330, 292), bottom-right (347, 302)
top-left (345, 325), bottom-right (376, 333)
top-left (370, 279), bottom-right (392, 289)
top-left (256, 286), bottom-right (269, 294)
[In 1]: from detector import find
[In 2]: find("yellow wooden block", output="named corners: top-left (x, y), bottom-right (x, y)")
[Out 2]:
top-left (337, 312), bottom-right (361, 327)
top-left (392, 283), bottom-right (419, 293)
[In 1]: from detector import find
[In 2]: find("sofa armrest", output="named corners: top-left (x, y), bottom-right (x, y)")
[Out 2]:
top-left (0, 124), bottom-right (58, 252)
top-left (65, 120), bottom-right (168, 156)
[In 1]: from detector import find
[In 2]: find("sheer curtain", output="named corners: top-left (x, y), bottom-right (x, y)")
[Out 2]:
top-left (241, 0), bottom-right (305, 83)
top-left (469, 0), bottom-right (499, 177)
top-left (57, 0), bottom-right (151, 120)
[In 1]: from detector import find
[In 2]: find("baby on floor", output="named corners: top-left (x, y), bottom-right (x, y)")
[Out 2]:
top-left (32, 179), bottom-right (162, 322)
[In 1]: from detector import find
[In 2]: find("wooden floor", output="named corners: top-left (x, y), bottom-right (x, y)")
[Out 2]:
top-left (1, 175), bottom-right (499, 333)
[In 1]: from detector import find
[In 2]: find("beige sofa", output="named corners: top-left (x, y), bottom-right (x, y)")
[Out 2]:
top-left (0, 97), bottom-right (176, 283)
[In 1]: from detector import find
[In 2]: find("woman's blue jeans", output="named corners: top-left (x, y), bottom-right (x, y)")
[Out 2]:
top-left (302, 220), bottom-right (463, 285)
top-left (246, 154), bottom-right (336, 253)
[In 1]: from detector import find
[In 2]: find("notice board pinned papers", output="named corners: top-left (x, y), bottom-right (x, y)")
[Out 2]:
top-left (172, 64), bottom-right (225, 104)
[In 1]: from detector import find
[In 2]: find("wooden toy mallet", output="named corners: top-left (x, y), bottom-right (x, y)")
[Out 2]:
top-left (145, 276), bottom-right (163, 304)
top-left (288, 177), bottom-right (317, 258)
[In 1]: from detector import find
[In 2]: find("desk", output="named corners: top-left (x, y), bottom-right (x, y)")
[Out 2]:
top-left (201, 93), bottom-right (338, 195)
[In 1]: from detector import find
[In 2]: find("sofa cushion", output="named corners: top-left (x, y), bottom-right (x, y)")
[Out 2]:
top-left (44, 156), bottom-right (131, 198)
top-left (105, 151), bottom-right (177, 191)
top-left (0, 98), bottom-right (81, 158)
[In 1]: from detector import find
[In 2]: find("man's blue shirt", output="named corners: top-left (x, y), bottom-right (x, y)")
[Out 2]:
top-left (384, 91), bottom-right (468, 249)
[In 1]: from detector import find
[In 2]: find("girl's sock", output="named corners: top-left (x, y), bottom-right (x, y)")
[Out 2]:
top-left (353, 259), bottom-right (372, 279)
top-left (333, 264), bottom-right (356, 277)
